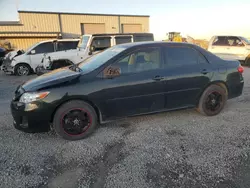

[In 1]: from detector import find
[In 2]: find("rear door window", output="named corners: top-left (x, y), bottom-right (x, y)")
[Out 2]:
top-left (91, 37), bottom-right (111, 51)
top-left (115, 36), bottom-right (132, 45)
top-left (57, 41), bottom-right (78, 51)
top-left (212, 36), bottom-right (228, 46)
top-left (164, 46), bottom-right (198, 67)
top-left (32, 42), bottom-right (54, 54)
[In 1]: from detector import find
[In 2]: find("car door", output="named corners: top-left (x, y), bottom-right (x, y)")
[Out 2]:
top-left (163, 45), bottom-right (213, 109)
top-left (95, 47), bottom-right (167, 119)
top-left (29, 42), bottom-right (55, 70)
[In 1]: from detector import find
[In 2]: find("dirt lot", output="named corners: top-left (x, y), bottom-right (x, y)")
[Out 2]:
top-left (0, 68), bottom-right (250, 188)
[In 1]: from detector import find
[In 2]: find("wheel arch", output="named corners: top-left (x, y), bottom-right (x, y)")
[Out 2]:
top-left (50, 97), bottom-right (102, 124)
top-left (196, 81), bottom-right (229, 105)
top-left (14, 62), bottom-right (33, 74)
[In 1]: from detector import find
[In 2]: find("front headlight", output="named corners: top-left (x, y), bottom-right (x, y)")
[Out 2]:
top-left (19, 91), bottom-right (50, 103)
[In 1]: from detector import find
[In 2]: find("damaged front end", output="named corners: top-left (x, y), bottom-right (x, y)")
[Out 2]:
top-left (1, 50), bottom-right (24, 73)
top-left (36, 55), bottom-right (74, 76)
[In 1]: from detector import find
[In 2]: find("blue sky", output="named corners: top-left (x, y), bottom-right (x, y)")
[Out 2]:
top-left (0, 0), bottom-right (250, 40)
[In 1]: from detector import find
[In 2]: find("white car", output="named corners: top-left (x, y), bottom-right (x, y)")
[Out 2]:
top-left (38, 33), bottom-right (154, 73)
top-left (208, 36), bottom-right (250, 65)
top-left (1, 39), bottom-right (79, 76)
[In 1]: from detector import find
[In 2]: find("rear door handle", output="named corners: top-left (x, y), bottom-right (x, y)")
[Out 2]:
top-left (153, 75), bottom-right (164, 81)
top-left (201, 69), bottom-right (209, 75)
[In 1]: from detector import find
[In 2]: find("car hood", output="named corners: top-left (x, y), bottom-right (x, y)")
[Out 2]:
top-left (22, 67), bottom-right (81, 91)
top-left (5, 50), bottom-right (22, 60)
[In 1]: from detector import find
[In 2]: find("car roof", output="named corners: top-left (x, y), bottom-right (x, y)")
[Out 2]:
top-left (91, 33), bottom-right (153, 37)
top-left (38, 39), bottom-right (80, 44)
top-left (116, 41), bottom-right (197, 48)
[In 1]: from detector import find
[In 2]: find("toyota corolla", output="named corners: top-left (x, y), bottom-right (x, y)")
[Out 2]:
top-left (11, 42), bottom-right (244, 140)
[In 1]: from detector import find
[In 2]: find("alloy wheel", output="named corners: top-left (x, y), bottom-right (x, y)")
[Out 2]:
top-left (205, 91), bottom-right (223, 113)
top-left (61, 108), bottom-right (92, 136)
top-left (17, 65), bottom-right (29, 76)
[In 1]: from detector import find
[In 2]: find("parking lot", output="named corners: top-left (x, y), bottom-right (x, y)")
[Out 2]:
top-left (0, 68), bottom-right (250, 188)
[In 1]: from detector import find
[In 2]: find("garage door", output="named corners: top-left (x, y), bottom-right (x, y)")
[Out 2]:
top-left (122, 24), bottom-right (142, 33)
top-left (81, 23), bottom-right (105, 34)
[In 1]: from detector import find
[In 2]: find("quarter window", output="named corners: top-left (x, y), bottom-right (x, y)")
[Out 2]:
top-left (111, 48), bottom-right (161, 74)
top-left (164, 46), bottom-right (198, 66)
top-left (32, 42), bottom-right (54, 54)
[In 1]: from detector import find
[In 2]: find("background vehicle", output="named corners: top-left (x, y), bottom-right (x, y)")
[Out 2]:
top-left (208, 36), bottom-right (250, 65)
top-left (37, 33), bottom-right (154, 74)
top-left (0, 47), bottom-right (6, 66)
top-left (1, 39), bottom-right (79, 76)
top-left (11, 42), bottom-right (244, 140)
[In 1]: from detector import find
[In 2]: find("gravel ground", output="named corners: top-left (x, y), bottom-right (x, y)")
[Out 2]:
top-left (0, 68), bottom-right (250, 188)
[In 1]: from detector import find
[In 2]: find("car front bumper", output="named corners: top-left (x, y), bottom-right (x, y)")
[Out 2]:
top-left (1, 63), bottom-right (14, 73)
top-left (11, 101), bottom-right (52, 133)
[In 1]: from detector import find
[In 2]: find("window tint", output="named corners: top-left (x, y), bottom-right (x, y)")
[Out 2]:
top-left (164, 47), bottom-right (198, 66)
top-left (115, 36), bottom-right (132, 45)
top-left (112, 48), bottom-right (161, 74)
top-left (32, 42), bottom-right (54, 54)
top-left (212, 36), bottom-right (227, 46)
top-left (57, 41), bottom-right (78, 51)
top-left (134, 35), bottom-right (154, 42)
top-left (91, 37), bottom-right (111, 51)
top-left (226, 37), bottom-right (244, 47)
top-left (198, 54), bottom-right (208, 64)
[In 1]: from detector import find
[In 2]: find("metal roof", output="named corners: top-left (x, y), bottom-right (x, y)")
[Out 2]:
top-left (18, 10), bottom-right (150, 17)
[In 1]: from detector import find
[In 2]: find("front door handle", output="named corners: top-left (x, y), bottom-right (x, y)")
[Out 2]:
top-left (153, 75), bottom-right (164, 81)
top-left (201, 69), bottom-right (209, 75)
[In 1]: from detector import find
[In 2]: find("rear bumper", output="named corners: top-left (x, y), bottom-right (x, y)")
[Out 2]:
top-left (228, 81), bottom-right (244, 99)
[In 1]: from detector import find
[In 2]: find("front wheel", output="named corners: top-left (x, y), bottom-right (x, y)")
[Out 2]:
top-left (197, 85), bottom-right (227, 116)
top-left (14, 64), bottom-right (31, 76)
top-left (53, 100), bottom-right (98, 140)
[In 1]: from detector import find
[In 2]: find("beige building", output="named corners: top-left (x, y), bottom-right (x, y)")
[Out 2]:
top-left (0, 10), bottom-right (150, 49)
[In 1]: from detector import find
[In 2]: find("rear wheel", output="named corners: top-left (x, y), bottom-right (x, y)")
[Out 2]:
top-left (245, 55), bottom-right (250, 66)
top-left (53, 100), bottom-right (98, 140)
top-left (14, 64), bottom-right (31, 76)
top-left (197, 85), bottom-right (227, 116)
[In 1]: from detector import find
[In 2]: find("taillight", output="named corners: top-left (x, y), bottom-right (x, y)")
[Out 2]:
top-left (238, 66), bottom-right (244, 74)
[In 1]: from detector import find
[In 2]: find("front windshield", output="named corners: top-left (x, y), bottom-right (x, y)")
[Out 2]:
top-left (78, 45), bottom-right (127, 73)
top-left (240, 37), bottom-right (250, 45)
top-left (78, 36), bottom-right (90, 49)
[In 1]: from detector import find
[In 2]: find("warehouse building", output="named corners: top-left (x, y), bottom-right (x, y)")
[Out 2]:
top-left (0, 10), bottom-right (150, 49)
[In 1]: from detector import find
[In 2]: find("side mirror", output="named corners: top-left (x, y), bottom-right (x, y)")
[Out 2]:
top-left (30, 50), bottom-right (36, 54)
top-left (103, 66), bottom-right (121, 78)
top-left (88, 46), bottom-right (95, 55)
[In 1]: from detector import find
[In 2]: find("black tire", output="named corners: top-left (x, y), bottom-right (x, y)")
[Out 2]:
top-left (197, 85), bottom-right (227, 116)
top-left (245, 56), bottom-right (250, 66)
top-left (14, 63), bottom-right (31, 76)
top-left (53, 100), bottom-right (98, 140)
